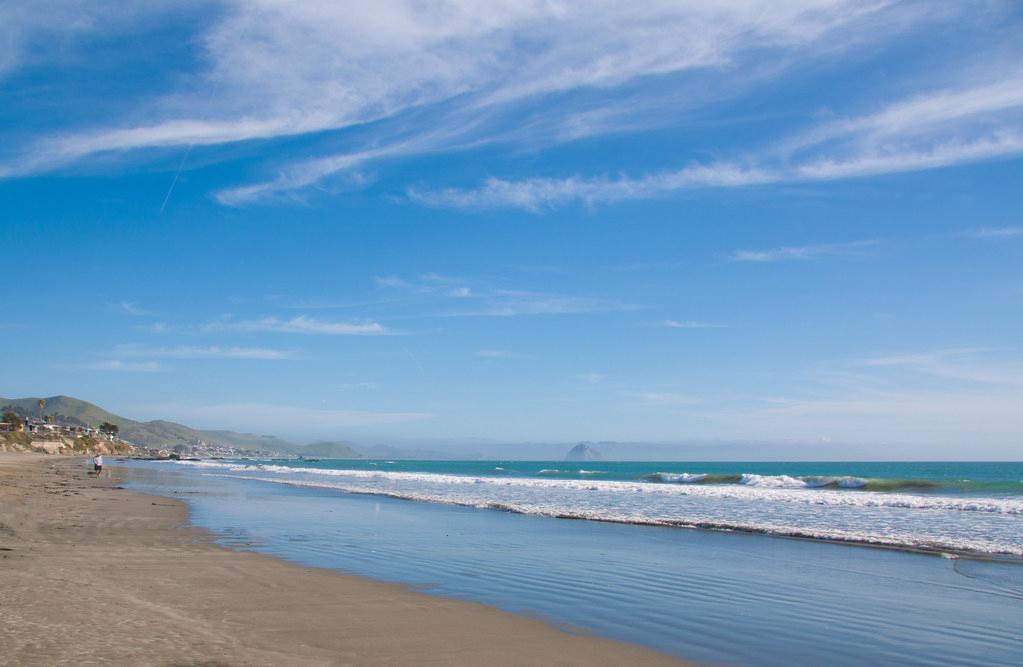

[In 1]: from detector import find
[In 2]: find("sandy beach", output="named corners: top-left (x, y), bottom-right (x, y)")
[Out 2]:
top-left (0, 454), bottom-right (687, 666)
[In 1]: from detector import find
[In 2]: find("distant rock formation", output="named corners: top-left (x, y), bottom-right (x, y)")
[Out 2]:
top-left (565, 443), bottom-right (601, 461)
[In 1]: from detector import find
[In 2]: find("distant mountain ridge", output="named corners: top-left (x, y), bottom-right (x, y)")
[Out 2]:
top-left (0, 395), bottom-right (360, 458)
top-left (302, 440), bottom-right (363, 458)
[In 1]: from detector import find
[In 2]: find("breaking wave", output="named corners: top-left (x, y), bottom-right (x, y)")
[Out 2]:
top-left (160, 459), bottom-right (1023, 557)
top-left (642, 471), bottom-right (942, 491)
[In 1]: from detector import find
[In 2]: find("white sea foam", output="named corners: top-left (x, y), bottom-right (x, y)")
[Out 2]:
top-left (740, 474), bottom-right (807, 488)
top-left (214, 473), bottom-right (1023, 557)
top-left (174, 460), bottom-right (252, 470)
top-left (652, 472), bottom-right (708, 483)
top-left (175, 462), bottom-right (1023, 515)
top-left (169, 460), bottom-right (1023, 557)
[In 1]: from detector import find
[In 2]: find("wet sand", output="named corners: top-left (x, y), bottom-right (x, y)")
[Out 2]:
top-left (0, 454), bottom-right (688, 666)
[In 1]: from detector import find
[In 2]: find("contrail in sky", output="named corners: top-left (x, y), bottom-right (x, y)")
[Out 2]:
top-left (160, 144), bottom-right (193, 214)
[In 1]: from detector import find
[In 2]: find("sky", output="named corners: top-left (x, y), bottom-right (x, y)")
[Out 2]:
top-left (2, 1), bottom-right (1022, 458)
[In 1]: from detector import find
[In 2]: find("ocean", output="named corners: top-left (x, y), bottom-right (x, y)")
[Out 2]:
top-left (121, 459), bottom-right (1023, 666)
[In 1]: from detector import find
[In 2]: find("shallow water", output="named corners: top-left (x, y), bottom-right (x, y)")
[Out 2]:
top-left (123, 462), bottom-right (1023, 667)
top-left (163, 459), bottom-right (1023, 557)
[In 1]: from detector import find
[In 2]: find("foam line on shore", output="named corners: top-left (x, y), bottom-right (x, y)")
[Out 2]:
top-left (170, 460), bottom-right (1023, 516)
top-left (209, 472), bottom-right (1023, 559)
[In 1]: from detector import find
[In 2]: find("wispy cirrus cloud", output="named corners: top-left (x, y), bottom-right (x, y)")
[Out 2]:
top-left (409, 74), bottom-right (1023, 210)
top-left (3, 3), bottom-right (1019, 212)
top-left (88, 359), bottom-right (162, 372)
top-left (115, 344), bottom-right (298, 360)
top-left (732, 240), bottom-right (876, 262)
top-left (757, 389), bottom-right (1023, 422)
top-left (636, 391), bottom-right (701, 405)
top-left (375, 275), bottom-right (412, 289)
top-left (662, 320), bottom-right (727, 329)
top-left (112, 300), bottom-right (152, 316)
top-left (452, 289), bottom-right (631, 317)
top-left (1, 0), bottom-right (975, 202)
top-left (202, 315), bottom-right (390, 336)
top-left (791, 132), bottom-right (1023, 181)
top-left (476, 349), bottom-right (517, 359)
top-left (377, 273), bottom-right (633, 317)
top-left (739, 346), bottom-right (1023, 446)
top-left (860, 348), bottom-right (1023, 386)
top-left (407, 164), bottom-right (774, 211)
top-left (965, 226), bottom-right (1023, 239)
top-left (338, 381), bottom-right (379, 391)
top-left (214, 144), bottom-right (401, 206)
top-left (0, 2), bottom-right (174, 80)
top-left (780, 76), bottom-right (1023, 153)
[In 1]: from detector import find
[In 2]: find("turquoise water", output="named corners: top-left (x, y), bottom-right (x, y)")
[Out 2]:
top-left (166, 459), bottom-right (1023, 557)
top-left (122, 462), bottom-right (1023, 667)
top-left (262, 460), bottom-right (1023, 494)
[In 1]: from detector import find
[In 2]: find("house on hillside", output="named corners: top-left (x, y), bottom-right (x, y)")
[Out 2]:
top-left (23, 420), bottom-right (94, 437)
top-left (25, 419), bottom-right (51, 434)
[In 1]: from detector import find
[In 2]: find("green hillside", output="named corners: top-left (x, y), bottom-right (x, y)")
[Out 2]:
top-left (301, 441), bottom-right (362, 458)
top-left (0, 395), bottom-right (358, 456)
top-left (0, 395), bottom-right (127, 428)
top-left (199, 429), bottom-right (297, 453)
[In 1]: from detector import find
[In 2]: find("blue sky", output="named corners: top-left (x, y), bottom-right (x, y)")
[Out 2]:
top-left (2, 1), bottom-right (1022, 456)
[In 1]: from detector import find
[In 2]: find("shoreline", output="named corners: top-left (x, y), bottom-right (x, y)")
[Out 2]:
top-left (172, 459), bottom-right (1023, 562)
top-left (0, 453), bottom-right (688, 666)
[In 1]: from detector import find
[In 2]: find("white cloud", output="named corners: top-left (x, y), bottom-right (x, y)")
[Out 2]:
top-left (203, 315), bottom-right (389, 336)
top-left (448, 289), bottom-right (631, 317)
top-left (4, 3), bottom-right (1017, 209)
top-left (967, 227), bottom-right (1023, 239)
top-left (781, 76), bottom-right (1023, 153)
top-left (116, 344), bottom-right (297, 360)
top-left (112, 300), bottom-right (152, 316)
top-left (636, 391), bottom-right (701, 405)
top-left (860, 348), bottom-right (1023, 386)
top-left (88, 359), bottom-right (161, 372)
top-left (732, 240), bottom-right (875, 262)
top-left (408, 164), bottom-right (775, 211)
top-left (578, 372), bottom-right (603, 385)
top-left (338, 381), bottom-right (379, 391)
top-left (758, 390), bottom-right (1023, 420)
top-left (476, 349), bottom-right (515, 359)
top-left (377, 273), bottom-right (631, 317)
top-left (420, 272), bottom-right (460, 283)
top-left (723, 346), bottom-right (1023, 447)
top-left (793, 132), bottom-right (1023, 181)
top-left (214, 144), bottom-right (395, 206)
top-left (375, 275), bottom-right (412, 288)
top-left (1, 0), bottom-right (949, 191)
top-left (0, 2), bottom-right (172, 79)
top-left (663, 320), bottom-right (726, 329)
top-left (409, 74), bottom-right (1023, 210)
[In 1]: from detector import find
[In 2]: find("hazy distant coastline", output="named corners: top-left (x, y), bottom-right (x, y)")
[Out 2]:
top-left (4, 394), bottom-right (1018, 462)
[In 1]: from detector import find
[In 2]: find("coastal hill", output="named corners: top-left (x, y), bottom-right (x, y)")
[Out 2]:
top-left (302, 441), bottom-right (365, 458)
top-left (0, 395), bottom-right (360, 458)
top-left (565, 443), bottom-right (601, 461)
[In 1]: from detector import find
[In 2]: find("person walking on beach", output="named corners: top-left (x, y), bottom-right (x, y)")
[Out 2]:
top-left (93, 452), bottom-right (103, 477)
